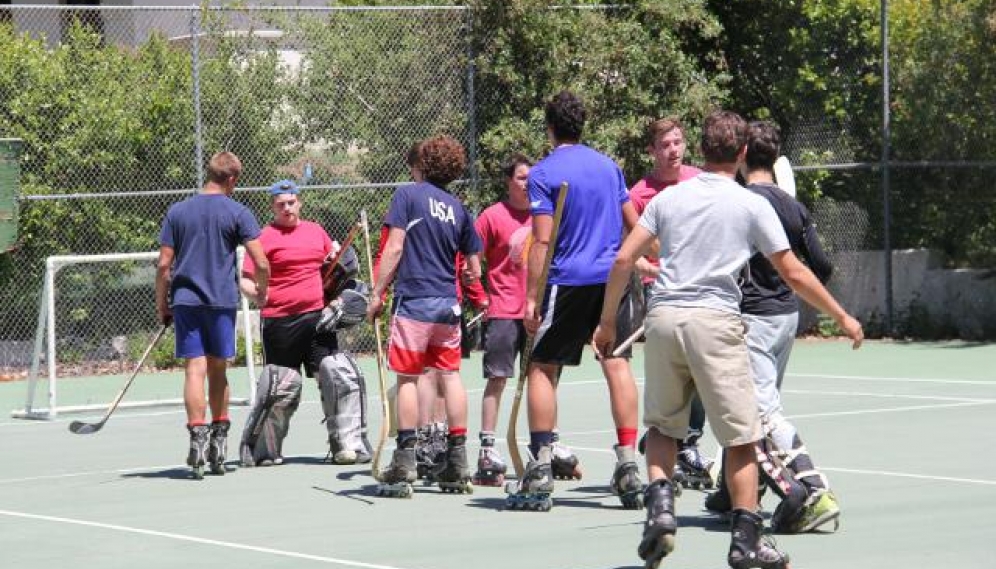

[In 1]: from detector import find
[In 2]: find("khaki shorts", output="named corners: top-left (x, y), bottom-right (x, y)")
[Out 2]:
top-left (643, 305), bottom-right (761, 447)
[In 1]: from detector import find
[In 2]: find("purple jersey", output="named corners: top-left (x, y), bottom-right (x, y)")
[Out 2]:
top-left (528, 144), bottom-right (629, 285)
top-left (383, 182), bottom-right (482, 298)
top-left (159, 193), bottom-right (261, 308)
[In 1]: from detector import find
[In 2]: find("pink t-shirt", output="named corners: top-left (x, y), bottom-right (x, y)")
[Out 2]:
top-left (475, 201), bottom-right (532, 319)
top-left (243, 220), bottom-right (334, 318)
top-left (629, 165), bottom-right (701, 283)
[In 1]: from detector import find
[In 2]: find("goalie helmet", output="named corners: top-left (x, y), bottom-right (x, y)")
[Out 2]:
top-left (316, 279), bottom-right (370, 333)
top-left (322, 245), bottom-right (360, 305)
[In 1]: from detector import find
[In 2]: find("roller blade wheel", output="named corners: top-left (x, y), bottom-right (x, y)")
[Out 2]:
top-left (637, 528), bottom-right (676, 569)
top-left (504, 492), bottom-right (553, 511)
top-left (438, 480), bottom-right (474, 494)
top-left (472, 471), bottom-right (505, 487)
top-left (209, 461), bottom-right (226, 476)
top-left (191, 465), bottom-right (205, 480)
top-left (619, 490), bottom-right (646, 510)
top-left (376, 482), bottom-right (414, 498)
top-left (551, 464), bottom-right (583, 481)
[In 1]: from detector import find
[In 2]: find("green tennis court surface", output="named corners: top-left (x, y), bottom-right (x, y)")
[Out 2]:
top-left (2, 339), bottom-right (994, 569)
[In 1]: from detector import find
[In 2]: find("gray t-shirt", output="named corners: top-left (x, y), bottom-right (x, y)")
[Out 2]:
top-left (639, 172), bottom-right (789, 314)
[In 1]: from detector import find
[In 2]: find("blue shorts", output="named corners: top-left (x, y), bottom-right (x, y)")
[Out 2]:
top-left (173, 305), bottom-right (237, 359)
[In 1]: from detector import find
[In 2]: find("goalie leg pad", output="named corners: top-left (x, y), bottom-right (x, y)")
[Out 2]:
top-left (319, 352), bottom-right (372, 463)
top-left (240, 365), bottom-right (303, 467)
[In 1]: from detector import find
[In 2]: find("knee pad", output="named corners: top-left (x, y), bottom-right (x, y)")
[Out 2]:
top-left (240, 365), bottom-right (302, 466)
top-left (318, 352), bottom-right (372, 456)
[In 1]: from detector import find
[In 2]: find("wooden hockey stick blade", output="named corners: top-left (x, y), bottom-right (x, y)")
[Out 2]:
top-left (360, 210), bottom-right (390, 483)
top-left (611, 323), bottom-right (645, 358)
top-left (507, 182), bottom-right (569, 479)
top-left (68, 324), bottom-right (170, 435)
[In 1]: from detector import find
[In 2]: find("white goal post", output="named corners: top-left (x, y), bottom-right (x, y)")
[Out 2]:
top-left (11, 249), bottom-right (258, 420)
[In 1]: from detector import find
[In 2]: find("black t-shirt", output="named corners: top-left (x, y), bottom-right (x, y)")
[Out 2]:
top-left (740, 183), bottom-right (833, 316)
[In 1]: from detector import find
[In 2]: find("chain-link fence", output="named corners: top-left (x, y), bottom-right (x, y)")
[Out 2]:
top-left (0, 5), bottom-right (472, 378)
top-left (2, 3), bottom-right (996, 383)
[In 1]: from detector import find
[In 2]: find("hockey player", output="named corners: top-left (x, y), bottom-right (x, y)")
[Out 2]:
top-left (704, 121), bottom-right (841, 533)
top-left (629, 117), bottom-right (714, 491)
top-left (156, 151), bottom-right (269, 479)
top-left (507, 91), bottom-right (644, 511)
top-left (593, 110), bottom-right (862, 569)
top-left (367, 135), bottom-right (483, 498)
top-left (240, 179), bottom-right (372, 467)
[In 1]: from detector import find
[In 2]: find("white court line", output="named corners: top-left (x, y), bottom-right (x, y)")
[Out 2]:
top-left (788, 373), bottom-right (995, 386)
top-left (0, 509), bottom-right (427, 569)
top-left (788, 399), bottom-right (994, 419)
top-left (781, 389), bottom-right (996, 403)
top-left (819, 467), bottom-right (996, 487)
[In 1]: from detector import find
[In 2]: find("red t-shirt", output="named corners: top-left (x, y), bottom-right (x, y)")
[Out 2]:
top-left (629, 165), bottom-right (701, 283)
top-left (475, 201), bottom-right (532, 319)
top-left (243, 221), bottom-right (334, 318)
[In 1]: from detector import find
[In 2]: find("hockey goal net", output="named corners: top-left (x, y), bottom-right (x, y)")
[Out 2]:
top-left (11, 250), bottom-right (258, 420)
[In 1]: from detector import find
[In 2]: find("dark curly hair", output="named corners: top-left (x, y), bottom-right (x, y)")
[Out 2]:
top-left (419, 135), bottom-right (466, 188)
top-left (700, 110), bottom-right (748, 164)
top-left (545, 90), bottom-right (586, 142)
top-left (745, 120), bottom-right (781, 171)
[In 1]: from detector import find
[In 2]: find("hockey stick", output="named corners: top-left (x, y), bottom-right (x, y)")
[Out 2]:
top-left (464, 310), bottom-right (486, 331)
top-left (321, 221), bottom-right (363, 288)
top-left (611, 323), bottom-right (645, 358)
top-left (360, 210), bottom-right (390, 482)
top-left (68, 324), bottom-right (170, 435)
top-left (507, 182), bottom-right (569, 479)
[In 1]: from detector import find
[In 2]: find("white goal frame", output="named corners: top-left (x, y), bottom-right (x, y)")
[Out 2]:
top-left (11, 250), bottom-right (258, 420)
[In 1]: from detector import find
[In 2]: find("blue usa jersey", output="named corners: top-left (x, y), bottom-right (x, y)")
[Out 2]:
top-left (383, 182), bottom-right (482, 298)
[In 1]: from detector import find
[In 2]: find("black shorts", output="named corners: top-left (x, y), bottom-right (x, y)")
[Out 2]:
top-left (482, 318), bottom-right (526, 378)
top-left (532, 284), bottom-right (605, 366)
top-left (261, 310), bottom-right (338, 378)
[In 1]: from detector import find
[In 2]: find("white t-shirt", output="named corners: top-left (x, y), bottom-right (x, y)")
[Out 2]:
top-left (639, 172), bottom-right (789, 314)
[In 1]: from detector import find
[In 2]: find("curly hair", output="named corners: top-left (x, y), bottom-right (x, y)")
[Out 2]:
top-left (419, 135), bottom-right (466, 188)
top-left (545, 90), bottom-right (586, 142)
top-left (744, 120), bottom-right (781, 171)
top-left (700, 110), bottom-right (748, 164)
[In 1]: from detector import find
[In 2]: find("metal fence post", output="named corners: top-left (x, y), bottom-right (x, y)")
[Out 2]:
top-left (464, 9), bottom-right (479, 196)
top-left (191, 6), bottom-right (204, 190)
top-left (881, 0), bottom-right (893, 333)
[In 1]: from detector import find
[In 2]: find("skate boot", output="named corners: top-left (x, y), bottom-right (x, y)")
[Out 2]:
top-left (208, 419), bottom-right (230, 475)
top-left (551, 433), bottom-right (583, 480)
top-left (676, 434), bottom-right (714, 490)
top-left (728, 509), bottom-right (791, 569)
top-left (637, 479), bottom-right (677, 569)
top-left (769, 480), bottom-right (809, 534)
top-left (377, 446), bottom-right (417, 498)
top-left (704, 477), bottom-right (732, 520)
top-left (186, 424), bottom-right (210, 480)
top-left (504, 445), bottom-right (554, 511)
top-left (791, 489), bottom-right (841, 533)
top-left (436, 435), bottom-right (474, 494)
top-left (610, 444), bottom-right (646, 509)
top-left (473, 446), bottom-right (507, 487)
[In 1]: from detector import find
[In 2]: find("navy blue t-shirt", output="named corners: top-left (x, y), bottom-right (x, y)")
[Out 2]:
top-left (383, 182), bottom-right (482, 298)
top-left (528, 144), bottom-right (629, 285)
top-left (159, 193), bottom-right (261, 309)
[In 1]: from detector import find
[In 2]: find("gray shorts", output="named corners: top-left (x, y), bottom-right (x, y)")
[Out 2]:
top-left (482, 318), bottom-right (526, 379)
